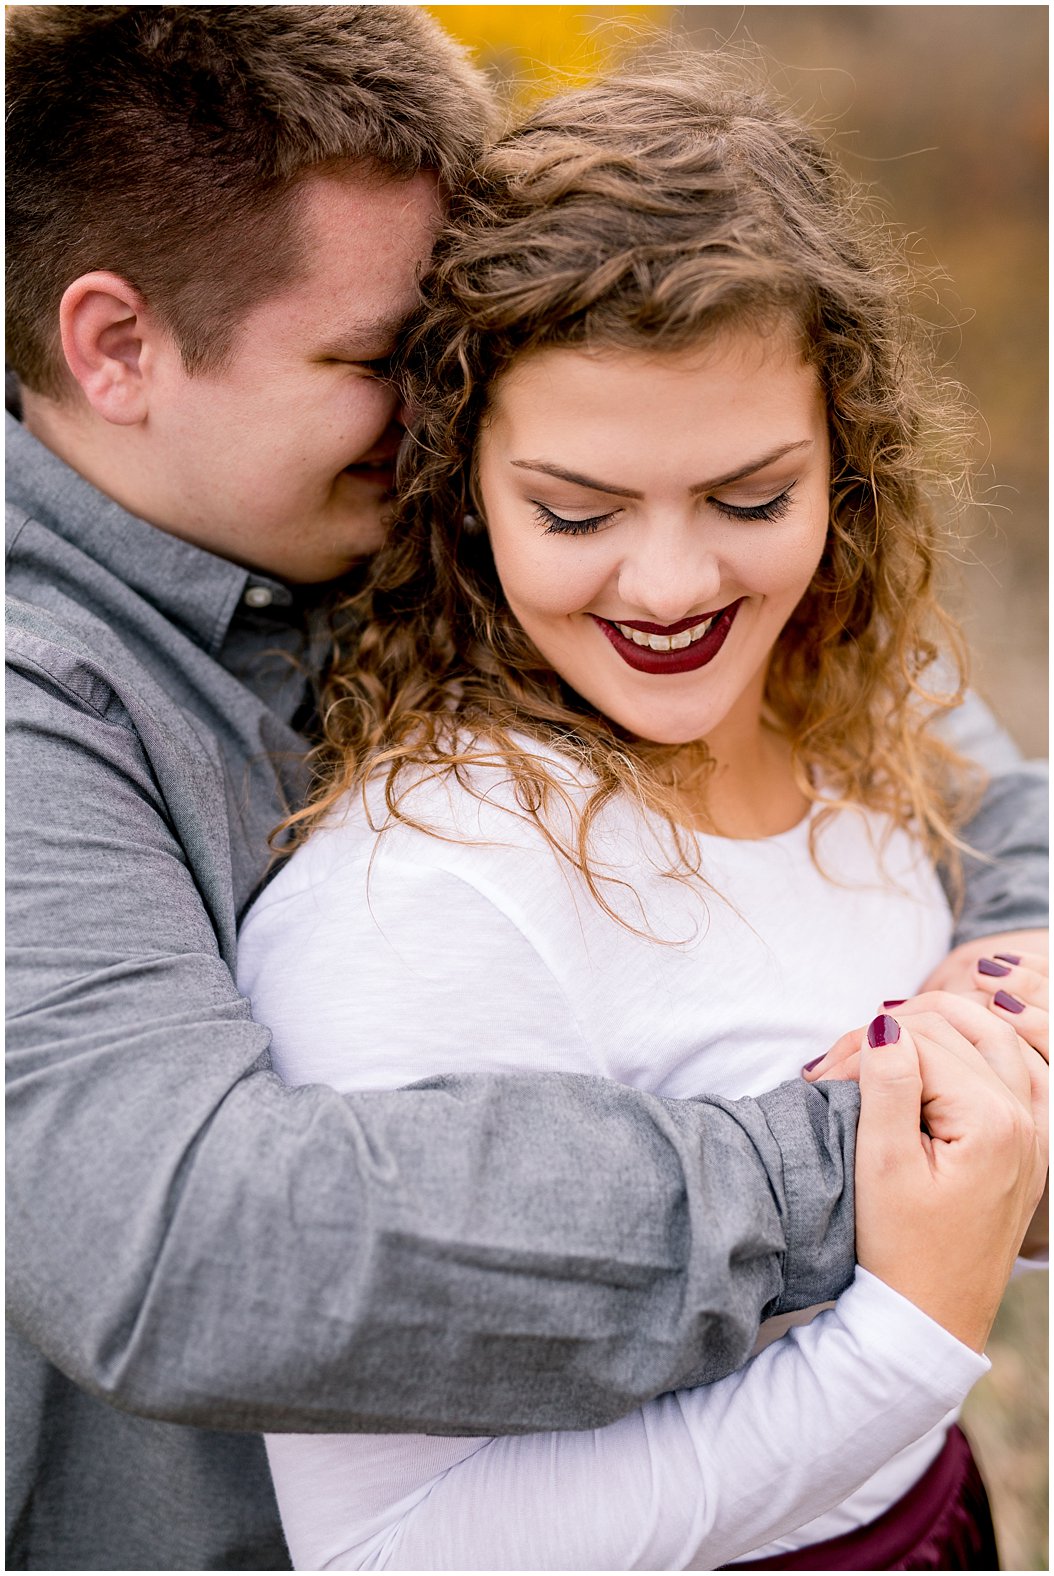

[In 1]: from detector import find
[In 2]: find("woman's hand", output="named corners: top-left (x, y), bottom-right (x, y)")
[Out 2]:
top-left (803, 987), bottom-right (1046, 1079)
top-left (968, 946), bottom-right (1048, 1062)
top-left (919, 929), bottom-right (1046, 992)
top-left (807, 994), bottom-right (1050, 1265)
top-left (847, 1011), bottom-right (1047, 1352)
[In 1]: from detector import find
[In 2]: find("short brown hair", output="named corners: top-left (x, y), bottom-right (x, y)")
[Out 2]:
top-left (6, 5), bottom-right (496, 396)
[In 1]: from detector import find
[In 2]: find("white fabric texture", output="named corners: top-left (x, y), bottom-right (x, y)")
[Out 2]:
top-left (238, 752), bottom-right (987, 1570)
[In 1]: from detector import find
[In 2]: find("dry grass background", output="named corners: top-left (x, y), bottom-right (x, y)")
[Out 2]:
top-left (427, 7), bottom-right (1048, 1567)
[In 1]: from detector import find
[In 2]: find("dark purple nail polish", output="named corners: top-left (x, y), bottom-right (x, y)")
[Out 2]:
top-left (882, 999), bottom-right (906, 1008)
top-left (978, 958), bottom-right (1012, 978)
top-left (867, 1013), bottom-right (901, 1047)
top-left (994, 954), bottom-right (1022, 966)
top-left (993, 990), bottom-right (1025, 1014)
top-left (802, 1056), bottom-right (826, 1074)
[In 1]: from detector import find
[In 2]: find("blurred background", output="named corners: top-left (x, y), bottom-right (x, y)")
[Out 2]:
top-left (426, 6), bottom-right (1048, 1568)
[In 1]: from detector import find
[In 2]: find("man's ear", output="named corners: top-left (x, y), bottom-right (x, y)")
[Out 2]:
top-left (58, 271), bottom-right (163, 426)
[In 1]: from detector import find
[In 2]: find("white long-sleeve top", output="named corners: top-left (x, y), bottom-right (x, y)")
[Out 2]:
top-left (238, 750), bottom-right (986, 1570)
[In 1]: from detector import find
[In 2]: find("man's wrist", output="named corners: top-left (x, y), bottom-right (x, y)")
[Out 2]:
top-left (755, 1077), bottom-right (860, 1314)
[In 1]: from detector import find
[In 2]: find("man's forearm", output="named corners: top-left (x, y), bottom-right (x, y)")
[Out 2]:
top-left (8, 652), bottom-right (862, 1435)
top-left (8, 1053), bottom-right (859, 1433)
top-left (936, 690), bottom-right (1048, 941)
top-left (952, 763), bottom-right (1048, 941)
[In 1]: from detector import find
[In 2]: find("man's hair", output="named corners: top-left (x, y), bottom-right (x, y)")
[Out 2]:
top-left (6, 5), bottom-right (496, 397)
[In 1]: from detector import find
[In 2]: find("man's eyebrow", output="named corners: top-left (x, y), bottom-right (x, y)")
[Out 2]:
top-left (317, 315), bottom-right (408, 360)
top-left (510, 441), bottom-right (813, 498)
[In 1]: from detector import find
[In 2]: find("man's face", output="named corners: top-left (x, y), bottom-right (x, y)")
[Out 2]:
top-left (146, 169), bottom-right (441, 583)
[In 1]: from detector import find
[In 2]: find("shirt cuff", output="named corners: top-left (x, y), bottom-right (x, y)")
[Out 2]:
top-left (847, 1267), bottom-right (990, 1399)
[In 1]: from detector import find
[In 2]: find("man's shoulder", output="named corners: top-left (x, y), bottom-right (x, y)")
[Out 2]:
top-left (7, 592), bottom-right (138, 733)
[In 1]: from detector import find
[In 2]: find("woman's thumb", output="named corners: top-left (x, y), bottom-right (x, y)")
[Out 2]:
top-left (856, 1014), bottom-right (925, 1179)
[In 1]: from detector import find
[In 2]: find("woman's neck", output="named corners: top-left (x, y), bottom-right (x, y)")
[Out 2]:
top-left (649, 724), bottom-right (808, 840)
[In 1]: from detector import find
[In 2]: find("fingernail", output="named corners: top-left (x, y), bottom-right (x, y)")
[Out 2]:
top-left (994, 954), bottom-right (1022, 966)
top-left (867, 1013), bottom-right (901, 1047)
top-left (978, 958), bottom-right (1012, 978)
top-left (993, 990), bottom-right (1025, 1014)
top-left (802, 1056), bottom-right (826, 1074)
top-left (882, 999), bottom-right (906, 1008)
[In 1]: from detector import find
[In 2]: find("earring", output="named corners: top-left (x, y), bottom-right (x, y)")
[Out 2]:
top-left (461, 512), bottom-right (485, 535)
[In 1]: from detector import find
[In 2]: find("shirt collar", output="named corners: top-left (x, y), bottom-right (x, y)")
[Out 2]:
top-left (5, 412), bottom-right (297, 654)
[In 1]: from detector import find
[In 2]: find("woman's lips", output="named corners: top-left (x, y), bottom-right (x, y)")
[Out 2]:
top-left (591, 600), bottom-right (742, 674)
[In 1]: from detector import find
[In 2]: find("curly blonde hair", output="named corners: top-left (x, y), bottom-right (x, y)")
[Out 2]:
top-left (285, 56), bottom-right (981, 914)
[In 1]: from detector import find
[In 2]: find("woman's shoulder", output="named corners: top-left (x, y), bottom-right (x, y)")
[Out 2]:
top-left (246, 732), bottom-right (601, 920)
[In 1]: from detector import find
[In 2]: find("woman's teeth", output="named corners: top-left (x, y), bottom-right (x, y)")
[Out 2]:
top-left (613, 613), bottom-right (720, 651)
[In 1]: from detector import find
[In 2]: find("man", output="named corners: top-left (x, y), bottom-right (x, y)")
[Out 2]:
top-left (6, 7), bottom-right (1046, 1570)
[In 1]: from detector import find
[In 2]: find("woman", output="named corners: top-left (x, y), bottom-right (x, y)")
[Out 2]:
top-left (238, 61), bottom-right (1046, 1569)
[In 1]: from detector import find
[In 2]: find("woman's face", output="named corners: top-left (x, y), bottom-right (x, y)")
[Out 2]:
top-left (475, 325), bottom-right (831, 754)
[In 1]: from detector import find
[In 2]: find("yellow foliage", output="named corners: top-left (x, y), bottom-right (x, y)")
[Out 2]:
top-left (423, 5), bottom-right (673, 97)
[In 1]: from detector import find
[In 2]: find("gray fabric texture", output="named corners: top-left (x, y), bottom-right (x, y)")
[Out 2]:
top-left (5, 412), bottom-right (1047, 1570)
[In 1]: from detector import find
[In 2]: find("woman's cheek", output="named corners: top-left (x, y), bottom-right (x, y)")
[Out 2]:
top-left (493, 534), bottom-right (609, 621)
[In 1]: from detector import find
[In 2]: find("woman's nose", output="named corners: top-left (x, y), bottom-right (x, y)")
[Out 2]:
top-left (617, 526), bottom-right (725, 624)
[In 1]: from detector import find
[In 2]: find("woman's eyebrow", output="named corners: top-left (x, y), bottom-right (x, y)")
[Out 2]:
top-left (510, 440), bottom-right (813, 498)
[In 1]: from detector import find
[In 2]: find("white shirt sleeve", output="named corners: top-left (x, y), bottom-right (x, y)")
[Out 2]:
top-left (239, 839), bottom-right (988, 1572)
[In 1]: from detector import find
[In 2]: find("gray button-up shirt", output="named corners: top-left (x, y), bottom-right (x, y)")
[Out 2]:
top-left (6, 413), bottom-right (1047, 1570)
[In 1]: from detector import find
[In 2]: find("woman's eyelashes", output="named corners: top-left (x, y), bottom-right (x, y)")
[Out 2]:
top-left (533, 502), bottom-right (617, 536)
top-left (533, 483), bottom-right (796, 536)
top-left (710, 484), bottom-right (795, 523)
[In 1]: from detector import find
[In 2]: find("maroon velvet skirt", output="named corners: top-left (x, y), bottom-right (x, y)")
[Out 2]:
top-left (720, 1425), bottom-right (999, 1571)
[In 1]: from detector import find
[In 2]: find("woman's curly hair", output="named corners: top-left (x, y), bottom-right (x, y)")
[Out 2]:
top-left (284, 55), bottom-right (981, 913)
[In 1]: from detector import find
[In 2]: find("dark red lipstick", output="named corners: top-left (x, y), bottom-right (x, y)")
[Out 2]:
top-left (591, 600), bottom-right (742, 675)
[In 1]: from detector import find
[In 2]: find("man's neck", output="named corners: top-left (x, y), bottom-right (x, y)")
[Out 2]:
top-left (21, 386), bottom-right (119, 499)
top-left (21, 387), bottom-right (182, 546)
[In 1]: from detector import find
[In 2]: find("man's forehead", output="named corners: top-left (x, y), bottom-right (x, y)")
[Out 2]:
top-left (281, 168), bottom-right (441, 348)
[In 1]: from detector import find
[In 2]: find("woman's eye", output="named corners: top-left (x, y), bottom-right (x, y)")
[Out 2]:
top-left (710, 485), bottom-right (795, 523)
top-left (533, 502), bottom-right (617, 536)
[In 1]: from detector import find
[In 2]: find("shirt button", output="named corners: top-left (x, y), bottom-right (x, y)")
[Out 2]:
top-left (243, 585), bottom-right (274, 609)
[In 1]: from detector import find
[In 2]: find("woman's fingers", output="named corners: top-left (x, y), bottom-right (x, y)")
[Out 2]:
top-left (801, 1028), bottom-right (857, 1081)
top-left (883, 994), bottom-right (1034, 1106)
top-left (805, 991), bottom-right (1034, 1103)
top-left (919, 929), bottom-right (1048, 994)
top-left (854, 1020), bottom-right (1046, 1352)
top-left (971, 952), bottom-right (1049, 1061)
top-left (911, 1025), bottom-right (1048, 1145)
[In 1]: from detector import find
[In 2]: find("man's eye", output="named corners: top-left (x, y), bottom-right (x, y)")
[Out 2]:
top-left (533, 503), bottom-right (617, 536)
top-left (327, 356), bottom-right (394, 378)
